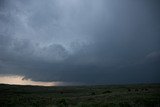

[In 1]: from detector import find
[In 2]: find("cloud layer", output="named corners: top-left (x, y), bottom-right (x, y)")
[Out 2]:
top-left (0, 0), bottom-right (160, 85)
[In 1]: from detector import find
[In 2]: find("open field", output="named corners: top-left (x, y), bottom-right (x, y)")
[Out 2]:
top-left (0, 84), bottom-right (160, 107)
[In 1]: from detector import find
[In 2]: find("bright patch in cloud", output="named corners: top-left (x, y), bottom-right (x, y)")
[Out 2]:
top-left (0, 75), bottom-right (63, 86)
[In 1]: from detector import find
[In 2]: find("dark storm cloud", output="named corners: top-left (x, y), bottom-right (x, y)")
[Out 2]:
top-left (0, 0), bottom-right (160, 84)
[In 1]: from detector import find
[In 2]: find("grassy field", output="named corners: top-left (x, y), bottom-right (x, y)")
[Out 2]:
top-left (0, 84), bottom-right (160, 107)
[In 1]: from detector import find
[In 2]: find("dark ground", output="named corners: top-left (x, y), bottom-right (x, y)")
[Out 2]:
top-left (0, 83), bottom-right (160, 107)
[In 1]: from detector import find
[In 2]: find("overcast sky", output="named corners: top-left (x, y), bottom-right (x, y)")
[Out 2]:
top-left (0, 0), bottom-right (160, 85)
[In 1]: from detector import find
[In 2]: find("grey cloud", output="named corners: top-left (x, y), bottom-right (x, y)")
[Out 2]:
top-left (0, 0), bottom-right (160, 84)
top-left (146, 51), bottom-right (160, 63)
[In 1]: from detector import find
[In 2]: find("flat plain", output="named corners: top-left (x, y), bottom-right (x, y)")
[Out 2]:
top-left (0, 84), bottom-right (160, 107)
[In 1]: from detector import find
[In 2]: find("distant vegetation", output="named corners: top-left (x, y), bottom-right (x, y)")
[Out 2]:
top-left (0, 84), bottom-right (160, 107)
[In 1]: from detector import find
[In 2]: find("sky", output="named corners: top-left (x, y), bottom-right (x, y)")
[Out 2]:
top-left (0, 0), bottom-right (160, 86)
